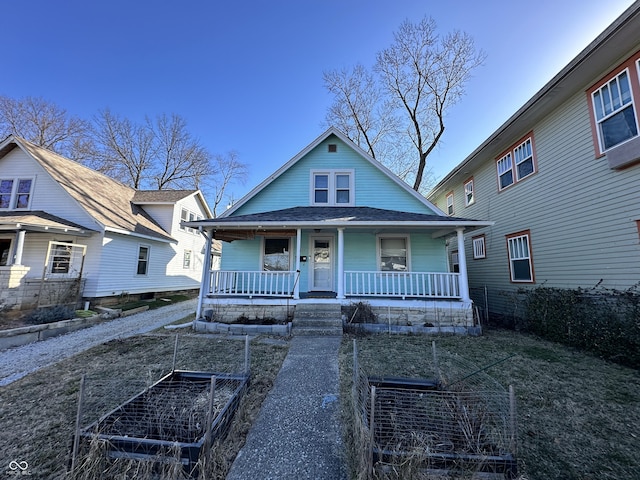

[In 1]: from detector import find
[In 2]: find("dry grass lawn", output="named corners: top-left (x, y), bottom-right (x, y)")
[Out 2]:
top-left (339, 329), bottom-right (640, 480)
top-left (0, 331), bottom-right (288, 479)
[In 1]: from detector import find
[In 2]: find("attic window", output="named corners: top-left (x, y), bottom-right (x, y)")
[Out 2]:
top-left (328, 144), bottom-right (337, 153)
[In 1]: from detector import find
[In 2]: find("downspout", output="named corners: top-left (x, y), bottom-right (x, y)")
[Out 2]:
top-left (456, 227), bottom-right (471, 303)
top-left (195, 227), bottom-right (213, 326)
top-left (294, 228), bottom-right (301, 299)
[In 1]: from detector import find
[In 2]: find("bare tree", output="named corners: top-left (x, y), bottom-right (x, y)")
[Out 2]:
top-left (0, 95), bottom-right (92, 162)
top-left (324, 16), bottom-right (485, 192)
top-left (206, 151), bottom-right (248, 217)
top-left (91, 109), bottom-right (155, 187)
top-left (151, 113), bottom-right (210, 190)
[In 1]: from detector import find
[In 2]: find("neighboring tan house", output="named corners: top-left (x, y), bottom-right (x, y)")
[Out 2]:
top-left (184, 127), bottom-right (492, 326)
top-left (427, 4), bottom-right (640, 321)
top-left (0, 135), bottom-right (214, 311)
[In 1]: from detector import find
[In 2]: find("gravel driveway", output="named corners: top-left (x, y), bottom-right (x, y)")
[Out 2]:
top-left (0, 299), bottom-right (197, 386)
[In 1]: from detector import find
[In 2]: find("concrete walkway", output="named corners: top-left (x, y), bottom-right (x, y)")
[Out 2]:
top-left (227, 335), bottom-right (347, 480)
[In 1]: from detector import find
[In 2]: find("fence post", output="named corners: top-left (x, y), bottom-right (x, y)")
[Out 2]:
top-left (70, 374), bottom-right (86, 473)
top-left (509, 385), bottom-right (517, 456)
top-left (369, 385), bottom-right (376, 479)
top-left (244, 335), bottom-right (250, 374)
top-left (172, 333), bottom-right (179, 372)
top-left (205, 375), bottom-right (217, 448)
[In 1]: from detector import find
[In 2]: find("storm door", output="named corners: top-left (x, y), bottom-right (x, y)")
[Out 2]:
top-left (310, 236), bottom-right (333, 291)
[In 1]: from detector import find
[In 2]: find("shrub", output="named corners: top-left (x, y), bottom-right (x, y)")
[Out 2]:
top-left (343, 301), bottom-right (377, 324)
top-left (25, 305), bottom-right (76, 325)
top-left (520, 284), bottom-right (640, 368)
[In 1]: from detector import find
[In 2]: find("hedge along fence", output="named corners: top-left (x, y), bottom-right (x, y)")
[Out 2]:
top-left (517, 284), bottom-right (640, 369)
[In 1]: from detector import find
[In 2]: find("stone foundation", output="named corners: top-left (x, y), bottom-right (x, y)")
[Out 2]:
top-left (202, 304), bottom-right (295, 324)
top-left (344, 303), bottom-right (474, 327)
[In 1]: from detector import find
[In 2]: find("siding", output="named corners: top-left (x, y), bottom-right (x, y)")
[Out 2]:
top-left (234, 135), bottom-right (437, 215)
top-left (433, 87), bottom-right (640, 318)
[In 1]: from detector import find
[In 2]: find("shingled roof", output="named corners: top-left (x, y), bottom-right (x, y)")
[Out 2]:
top-left (3, 136), bottom-right (174, 242)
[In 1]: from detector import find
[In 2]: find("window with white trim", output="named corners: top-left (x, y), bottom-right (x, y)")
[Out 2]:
top-left (464, 178), bottom-right (474, 206)
top-left (472, 235), bottom-right (486, 259)
top-left (263, 238), bottom-right (290, 271)
top-left (180, 208), bottom-right (202, 234)
top-left (496, 134), bottom-right (537, 191)
top-left (0, 178), bottom-right (33, 210)
top-left (137, 245), bottom-right (150, 275)
top-left (591, 68), bottom-right (638, 152)
top-left (446, 192), bottom-right (454, 215)
top-left (0, 238), bottom-right (11, 266)
top-left (311, 170), bottom-right (354, 206)
top-left (506, 231), bottom-right (534, 283)
top-left (183, 250), bottom-right (192, 269)
top-left (379, 236), bottom-right (409, 271)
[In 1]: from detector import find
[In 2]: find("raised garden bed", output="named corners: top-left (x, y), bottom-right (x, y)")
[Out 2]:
top-left (76, 370), bottom-right (249, 475)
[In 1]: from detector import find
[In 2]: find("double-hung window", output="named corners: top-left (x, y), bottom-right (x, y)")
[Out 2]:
top-left (446, 192), bottom-right (454, 215)
top-left (311, 170), bottom-right (354, 206)
top-left (137, 245), bottom-right (150, 275)
top-left (0, 178), bottom-right (33, 210)
top-left (506, 231), bottom-right (534, 283)
top-left (588, 50), bottom-right (640, 158)
top-left (496, 134), bottom-right (537, 191)
top-left (464, 178), bottom-right (474, 206)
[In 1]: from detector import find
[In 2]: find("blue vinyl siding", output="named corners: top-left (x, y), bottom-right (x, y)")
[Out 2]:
top-left (234, 135), bottom-right (437, 215)
top-left (221, 239), bottom-right (262, 271)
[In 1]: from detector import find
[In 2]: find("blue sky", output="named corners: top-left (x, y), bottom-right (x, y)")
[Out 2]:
top-left (2, 0), bottom-right (635, 204)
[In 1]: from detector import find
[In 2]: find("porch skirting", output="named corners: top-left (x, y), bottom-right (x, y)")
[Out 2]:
top-left (198, 297), bottom-right (475, 328)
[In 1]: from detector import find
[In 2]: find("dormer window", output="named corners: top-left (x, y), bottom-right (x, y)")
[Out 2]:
top-left (0, 178), bottom-right (33, 210)
top-left (311, 170), bottom-right (354, 206)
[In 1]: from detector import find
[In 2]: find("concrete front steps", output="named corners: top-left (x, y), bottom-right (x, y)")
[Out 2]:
top-left (293, 303), bottom-right (343, 336)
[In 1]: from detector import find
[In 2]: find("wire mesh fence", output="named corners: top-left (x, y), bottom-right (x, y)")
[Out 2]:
top-left (352, 339), bottom-right (517, 479)
top-left (69, 334), bottom-right (251, 478)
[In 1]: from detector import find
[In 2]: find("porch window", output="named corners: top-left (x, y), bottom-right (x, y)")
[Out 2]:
top-left (464, 178), bottom-right (474, 206)
top-left (137, 245), bottom-right (150, 275)
top-left (0, 238), bottom-right (11, 265)
top-left (311, 170), bottom-right (354, 206)
top-left (379, 236), bottom-right (408, 271)
top-left (450, 250), bottom-right (460, 273)
top-left (263, 238), bottom-right (290, 271)
top-left (50, 242), bottom-right (72, 274)
top-left (507, 231), bottom-right (534, 283)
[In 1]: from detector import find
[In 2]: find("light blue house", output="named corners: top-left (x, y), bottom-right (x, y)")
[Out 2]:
top-left (186, 128), bottom-right (491, 326)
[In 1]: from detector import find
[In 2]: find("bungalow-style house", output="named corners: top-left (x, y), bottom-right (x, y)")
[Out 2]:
top-left (0, 135), bottom-right (215, 312)
top-left (184, 127), bottom-right (492, 327)
top-left (427, 3), bottom-right (640, 321)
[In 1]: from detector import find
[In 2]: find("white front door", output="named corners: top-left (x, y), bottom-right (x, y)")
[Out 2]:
top-left (311, 236), bottom-right (333, 291)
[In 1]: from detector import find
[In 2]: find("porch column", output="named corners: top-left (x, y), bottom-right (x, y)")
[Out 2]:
top-left (337, 227), bottom-right (345, 299)
top-left (456, 228), bottom-right (471, 303)
top-left (195, 228), bottom-right (213, 323)
top-left (13, 230), bottom-right (25, 265)
top-left (294, 228), bottom-right (301, 299)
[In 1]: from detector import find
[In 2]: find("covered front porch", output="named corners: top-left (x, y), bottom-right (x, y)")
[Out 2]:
top-left (188, 207), bottom-right (492, 324)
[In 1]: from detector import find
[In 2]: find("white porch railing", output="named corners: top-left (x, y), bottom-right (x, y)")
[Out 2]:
top-left (344, 271), bottom-right (461, 299)
top-left (208, 270), bottom-right (296, 297)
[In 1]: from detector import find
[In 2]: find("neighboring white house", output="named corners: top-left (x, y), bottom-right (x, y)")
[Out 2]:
top-left (0, 135), bottom-right (215, 311)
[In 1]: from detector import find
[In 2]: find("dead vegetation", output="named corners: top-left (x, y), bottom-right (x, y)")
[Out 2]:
top-left (339, 329), bottom-right (640, 480)
top-left (0, 331), bottom-right (288, 479)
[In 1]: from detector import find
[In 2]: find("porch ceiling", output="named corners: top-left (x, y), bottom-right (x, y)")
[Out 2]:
top-left (0, 211), bottom-right (94, 236)
top-left (185, 206), bottom-right (492, 240)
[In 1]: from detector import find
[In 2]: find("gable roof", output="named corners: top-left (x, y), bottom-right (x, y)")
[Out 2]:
top-left (428, 2), bottom-right (640, 198)
top-left (0, 135), bottom-right (174, 242)
top-left (133, 189), bottom-right (214, 218)
top-left (223, 126), bottom-right (448, 217)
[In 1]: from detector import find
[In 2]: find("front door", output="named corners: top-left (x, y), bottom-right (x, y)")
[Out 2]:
top-left (311, 236), bottom-right (333, 291)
